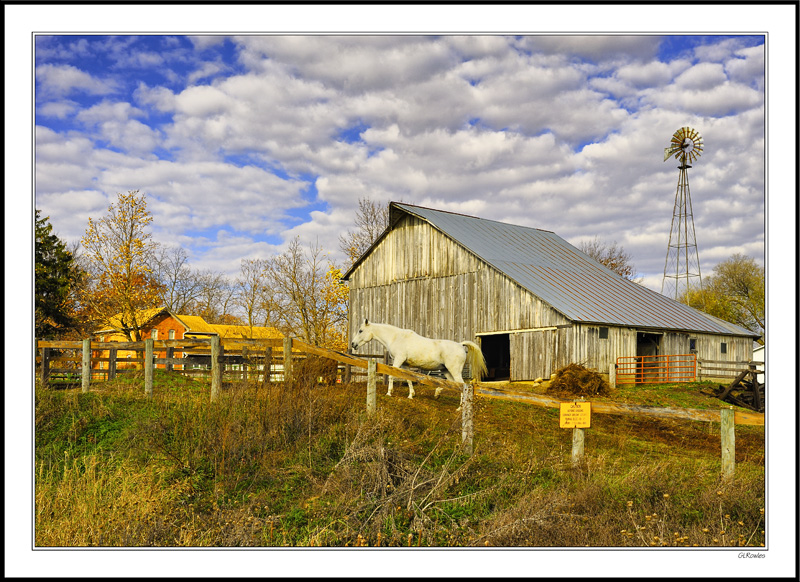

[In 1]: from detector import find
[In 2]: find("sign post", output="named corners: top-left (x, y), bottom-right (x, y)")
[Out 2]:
top-left (560, 399), bottom-right (591, 466)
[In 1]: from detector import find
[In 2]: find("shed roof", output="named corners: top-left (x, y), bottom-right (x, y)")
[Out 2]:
top-left (346, 202), bottom-right (758, 338)
top-left (95, 309), bottom-right (284, 340)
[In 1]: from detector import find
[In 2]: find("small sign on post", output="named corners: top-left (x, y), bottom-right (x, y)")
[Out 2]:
top-left (560, 400), bottom-right (591, 466)
top-left (559, 400), bottom-right (591, 429)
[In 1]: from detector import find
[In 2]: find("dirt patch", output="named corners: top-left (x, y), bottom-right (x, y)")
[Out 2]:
top-left (546, 364), bottom-right (611, 398)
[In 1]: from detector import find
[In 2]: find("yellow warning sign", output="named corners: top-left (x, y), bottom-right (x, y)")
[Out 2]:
top-left (560, 401), bottom-right (591, 428)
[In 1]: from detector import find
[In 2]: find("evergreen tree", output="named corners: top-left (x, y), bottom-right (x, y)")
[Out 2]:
top-left (35, 210), bottom-right (78, 338)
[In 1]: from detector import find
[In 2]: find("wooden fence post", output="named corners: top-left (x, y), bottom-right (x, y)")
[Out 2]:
top-left (366, 359), bottom-right (377, 416)
top-left (572, 427), bottom-right (585, 466)
top-left (263, 346), bottom-right (273, 385)
top-left (81, 339), bottom-right (91, 393)
top-left (40, 346), bottom-right (51, 387)
top-left (108, 348), bottom-right (117, 380)
top-left (211, 335), bottom-right (221, 402)
top-left (721, 407), bottom-right (735, 481)
top-left (283, 337), bottom-right (293, 387)
top-left (461, 383), bottom-right (474, 456)
top-left (608, 363), bottom-right (616, 389)
top-left (144, 339), bottom-right (154, 398)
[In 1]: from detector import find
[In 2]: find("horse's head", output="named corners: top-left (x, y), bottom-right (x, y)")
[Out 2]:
top-left (351, 318), bottom-right (373, 350)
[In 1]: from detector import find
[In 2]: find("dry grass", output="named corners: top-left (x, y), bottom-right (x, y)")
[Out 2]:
top-left (34, 372), bottom-right (765, 548)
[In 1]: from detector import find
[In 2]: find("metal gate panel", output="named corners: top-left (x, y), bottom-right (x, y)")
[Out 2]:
top-left (616, 353), bottom-right (696, 384)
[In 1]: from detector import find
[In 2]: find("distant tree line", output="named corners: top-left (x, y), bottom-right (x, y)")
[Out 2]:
top-left (35, 192), bottom-right (764, 347)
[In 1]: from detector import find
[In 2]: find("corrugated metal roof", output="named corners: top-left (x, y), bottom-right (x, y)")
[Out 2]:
top-left (383, 203), bottom-right (758, 337)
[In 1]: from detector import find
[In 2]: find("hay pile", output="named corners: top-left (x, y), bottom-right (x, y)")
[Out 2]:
top-left (546, 363), bottom-right (611, 398)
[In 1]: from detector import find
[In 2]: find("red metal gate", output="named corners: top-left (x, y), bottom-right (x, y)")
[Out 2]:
top-left (616, 353), bottom-right (696, 384)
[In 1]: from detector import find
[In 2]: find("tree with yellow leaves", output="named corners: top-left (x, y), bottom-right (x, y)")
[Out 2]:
top-left (680, 254), bottom-right (764, 344)
top-left (321, 264), bottom-right (349, 351)
top-left (80, 190), bottom-right (163, 341)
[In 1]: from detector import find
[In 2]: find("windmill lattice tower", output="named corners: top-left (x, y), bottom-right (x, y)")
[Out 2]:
top-left (661, 127), bottom-right (703, 301)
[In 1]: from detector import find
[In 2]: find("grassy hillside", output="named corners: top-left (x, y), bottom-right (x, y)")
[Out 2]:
top-left (34, 371), bottom-right (765, 547)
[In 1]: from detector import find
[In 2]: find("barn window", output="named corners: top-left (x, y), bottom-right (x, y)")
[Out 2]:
top-left (689, 338), bottom-right (697, 352)
top-left (721, 342), bottom-right (727, 354)
top-left (169, 329), bottom-right (175, 339)
top-left (151, 329), bottom-right (158, 340)
top-left (599, 327), bottom-right (608, 339)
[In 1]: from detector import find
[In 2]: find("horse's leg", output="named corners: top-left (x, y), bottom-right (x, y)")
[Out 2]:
top-left (388, 355), bottom-right (407, 398)
top-left (443, 356), bottom-right (466, 409)
top-left (406, 379), bottom-right (415, 399)
top-left (435, 373), bottom-right (449, 399)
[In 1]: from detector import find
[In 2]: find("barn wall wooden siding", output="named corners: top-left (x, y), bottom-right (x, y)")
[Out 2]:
top-left (573, 325), bottom-right (754, 382)
top-left (348, 214), bottom-right (754, 381)
top-left (348, 215), bottom-right (569, 354)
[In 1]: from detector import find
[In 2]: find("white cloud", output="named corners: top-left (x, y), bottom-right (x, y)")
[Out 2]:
top-left (615, 60), bottom-right (690, 89)
top-left (35, 63), bottom-right (118, 98)
top-left (76, 100), bottom-right (144, 124)
top-left (726, 45), bottom-right (765, 88)
top-left (674, 62), bottom-right (728, 90)
top-left (37, 100), bottom-right (79, 119)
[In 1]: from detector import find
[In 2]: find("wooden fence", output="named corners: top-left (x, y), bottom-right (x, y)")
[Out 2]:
top-left (36, 338), bottom-right (764, 476)
top-left (698, 359), bottom-right (759, 381)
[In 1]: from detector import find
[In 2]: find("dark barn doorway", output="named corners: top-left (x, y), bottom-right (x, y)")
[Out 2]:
top-left (481, 334), bottom-right (510, 381)
top-left (636, 332), bottom-right (662, 383)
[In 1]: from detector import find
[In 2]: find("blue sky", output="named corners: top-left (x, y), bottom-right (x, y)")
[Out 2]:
top-left (31, 31), bottom-right (770, 293)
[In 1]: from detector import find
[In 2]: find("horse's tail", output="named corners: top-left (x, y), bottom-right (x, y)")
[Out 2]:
top-left (461, 341), bottom-right (488, 381)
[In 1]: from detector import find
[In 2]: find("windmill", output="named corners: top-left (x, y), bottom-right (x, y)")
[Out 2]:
top-left (661, 126), bottom-right (704, 301)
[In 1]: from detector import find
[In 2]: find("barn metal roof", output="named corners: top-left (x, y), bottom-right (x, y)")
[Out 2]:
top-left (360, 203), bottom-right (757, 338)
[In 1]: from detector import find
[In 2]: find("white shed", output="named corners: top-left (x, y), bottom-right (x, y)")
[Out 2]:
top-left (752, 344), bottom-right (765, 384)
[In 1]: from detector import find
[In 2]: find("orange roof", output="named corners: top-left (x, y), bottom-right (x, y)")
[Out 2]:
top-left (96, 307), bottom-right (168, 333)
top-left (174, 315), bottom-right (216, 333)
top-left (209, 324), bottom-right (284, 339)
top-left (95, 308), bottom-right (284, 341)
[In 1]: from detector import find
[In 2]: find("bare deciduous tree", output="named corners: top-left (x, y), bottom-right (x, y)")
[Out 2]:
top-left (151, 245), bottom-right (203, 313)
top-left (193, 270), bottom-right (236, 324)
top-left (233, 258), bottom-right (281, 331)
top-left (338, 197), bottom-right (389, 268)
top-left (578, 237), bottom-right (641, 282)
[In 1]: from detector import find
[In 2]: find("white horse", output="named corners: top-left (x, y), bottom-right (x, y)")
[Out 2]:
top-left (350, 319), bottom-right (487, 404)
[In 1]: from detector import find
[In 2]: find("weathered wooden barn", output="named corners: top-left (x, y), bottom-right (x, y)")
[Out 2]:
top-left (342, 202), bottom-right (760, 382)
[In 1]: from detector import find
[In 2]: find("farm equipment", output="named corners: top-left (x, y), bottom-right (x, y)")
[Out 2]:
top-left (711, 364), bottom-right (765, 413)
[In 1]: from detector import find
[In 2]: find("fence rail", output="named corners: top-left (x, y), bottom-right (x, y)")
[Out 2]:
top-left (697, 359), bottom-right (759, 381)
